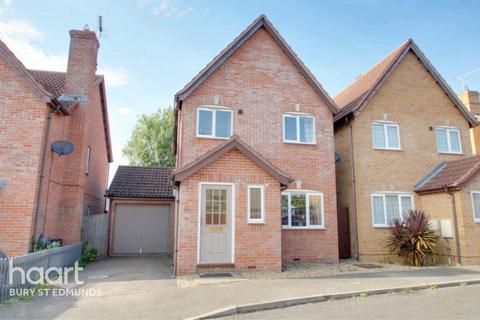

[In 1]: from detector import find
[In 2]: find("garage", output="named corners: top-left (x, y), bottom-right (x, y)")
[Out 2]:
top-left (107, 166), bottom-right (175, 256)
top-left (113, 204), bottom-right (170, 255)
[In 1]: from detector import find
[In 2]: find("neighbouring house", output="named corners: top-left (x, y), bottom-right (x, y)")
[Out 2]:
top-left (0, 28), bottom-right (112, 257)
top-left (107, 166), bottom-right (175, 256)
top-left (334, 39), bottom-right (479, 263)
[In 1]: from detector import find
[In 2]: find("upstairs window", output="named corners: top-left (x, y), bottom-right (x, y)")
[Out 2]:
top-left (85, 146), bottom-right (91, 175)
top-left (197, 107), bottom-right (232, 139)
top-left (371, 193), bottom-right (413, 227)
top-left (436, 127), bottom-right (462, 154)
top-left (281, 191), bottom-right (324, 228)
top-left (283, 114), bottom-right (315, 144)
top-left (371, 122), bottom-right (400, 150)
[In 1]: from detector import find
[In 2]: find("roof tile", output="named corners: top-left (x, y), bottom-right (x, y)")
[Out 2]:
top-left (415, 156), bottom-right (480, 193)
top-left (108, 166), bottom-right (174, 199)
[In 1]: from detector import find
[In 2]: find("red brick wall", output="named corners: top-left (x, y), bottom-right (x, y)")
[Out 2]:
top-left (0, 57), bottom-right (47, 256)
top-left (176, 27), bottom-right (338, 271)
top-left (0, 29), bottom-right (110, 256)
top-left (177, 149), bottom-right (282, 275)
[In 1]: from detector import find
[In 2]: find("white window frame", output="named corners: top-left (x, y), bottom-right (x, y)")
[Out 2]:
top-left (371, 121), bottom-right (401, 150)
top-left (281, 190), bottom-right (324, 229)
top-left (282, 114), bottom-right (316, 145)
top-left (435, 126), bottom-right (462, 154)
top-left (196, 106), bottom-right (233, 139)
top-left (370, 192), bottom-right (414, 228)
top-left (470, 191), bottom-right (480, 222)
top-left (247, 185), bottom-right (265, 224)
top-left (85, 146), bottom-right (91, 175)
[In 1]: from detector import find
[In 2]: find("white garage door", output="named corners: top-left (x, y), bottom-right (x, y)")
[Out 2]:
top-left (113, 204), bottom-right (170, 255)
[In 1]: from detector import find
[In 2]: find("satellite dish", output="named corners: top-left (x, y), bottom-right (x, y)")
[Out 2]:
top-left (51, 140), bottom-right (75, 155)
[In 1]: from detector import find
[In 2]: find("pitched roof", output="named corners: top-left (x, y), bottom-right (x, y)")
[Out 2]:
top-left (415, 156), bottom-right (480, 193)
top-left (173, 136), bottom-right (294, 186)
top-left (108, 166), bottom-right (175, 199)
top-left (174, 15), bottom-right (338, 114)
top-left (333, 39), bottom-right (478, 127)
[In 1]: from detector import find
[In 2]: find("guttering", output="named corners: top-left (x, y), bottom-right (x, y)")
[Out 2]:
top-left (446, 187), bottom-right (462, 264)
top-left (32, 104), bottom-right (61, 250)
top-left (346, 117), bottom-right (359, 260)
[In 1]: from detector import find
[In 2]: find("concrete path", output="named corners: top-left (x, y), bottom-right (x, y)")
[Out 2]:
top-left (226, 284), bottom-right (480, 319)
top-left (1, 257), bottom-right (480, 319)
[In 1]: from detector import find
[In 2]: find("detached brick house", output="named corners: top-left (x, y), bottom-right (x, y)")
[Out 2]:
top-left (169, 15), bottom-right (339, 275)
top-left (334, 39), bottom-right (480, 263)
top-left (0, 28), bottom-right (112, 257)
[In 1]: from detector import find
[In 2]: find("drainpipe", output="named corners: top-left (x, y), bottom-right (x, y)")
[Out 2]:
top-left (174, 185), bottom-right (180, 276)
top-left (346, 117), bottom-right (360, 260)
top-left (446, 187), bottom-right (462, 264)
top-left (32, 106), bottom-right (59, 251)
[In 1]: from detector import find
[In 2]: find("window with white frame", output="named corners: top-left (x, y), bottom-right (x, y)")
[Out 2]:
top-left (371, 193), bottom-right (413, 227)
top-left (281, 191), bottom-right (324, 228)
top-left (248, 185), bottom-right (264, 223)
top-left (435, 127), bottom-right (462, 154)
top-left (471, 191), bottom-right (480, 222)
top-left (371, 122), bottom-right (400, 150)
top-left (283, 114), bottom-right (315, 144)
top-left (197, 107), bottom-right (233, 139)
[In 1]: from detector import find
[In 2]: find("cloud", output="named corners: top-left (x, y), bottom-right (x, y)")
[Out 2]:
top-left (139, 0), bottom-right (193, 18)
top-left (98, 66), bottom-right (130, 87)
top-left (115, 106), bottom-right (135, 115)
top-left (0, 3), bottom-right (129, 86)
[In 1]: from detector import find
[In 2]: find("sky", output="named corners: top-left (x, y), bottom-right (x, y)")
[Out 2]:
top-left (1, 0), bottom-right (479, 183)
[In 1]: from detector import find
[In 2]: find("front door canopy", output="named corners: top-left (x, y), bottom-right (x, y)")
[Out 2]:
top-left (172, 136), bottom-right (293, 187)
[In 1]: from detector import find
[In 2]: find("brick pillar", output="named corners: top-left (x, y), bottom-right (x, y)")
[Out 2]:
top-left (60, 28), bottom-right (99, 243)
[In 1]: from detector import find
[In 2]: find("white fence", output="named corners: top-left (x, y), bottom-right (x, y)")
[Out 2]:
top-left (81, 213), bottom-right (109, 258)
top-left (0, 242), bottom-right (82, 303)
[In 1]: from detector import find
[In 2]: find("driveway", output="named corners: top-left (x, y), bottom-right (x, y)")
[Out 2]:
top-left (1, 257), bottom-right (480, 320)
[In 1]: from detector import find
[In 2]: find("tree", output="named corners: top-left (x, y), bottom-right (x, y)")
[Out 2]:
top-left (123, 107), bottom-right (175, 167)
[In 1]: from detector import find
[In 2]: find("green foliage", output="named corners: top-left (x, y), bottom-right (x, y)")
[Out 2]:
top-left (79, 241), bottom-right (98, 267)
top-left (35, 240), bottom-right (61, 252)
top-left (387, 210), bottom-right (439, 266)
top-left (123, 107), bottom-right (176, 167)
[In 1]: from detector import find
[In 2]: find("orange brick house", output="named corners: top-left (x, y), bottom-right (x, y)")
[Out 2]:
top-left (334, 39), bottom-right (479, 263)
top-left (170, 15), bottom-right (339, 275)
top-left (0, 28), bottom-right (112, 257)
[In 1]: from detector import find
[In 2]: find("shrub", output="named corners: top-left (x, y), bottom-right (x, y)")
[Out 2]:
top-left (79, 241), bottom-right (98, 267)
top-left (387, 210), bottom-right (439, 266)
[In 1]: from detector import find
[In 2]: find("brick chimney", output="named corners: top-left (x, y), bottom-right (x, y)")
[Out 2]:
top-left (459, 89), bottom-right (480, 115)
top-left (60, 28), bottom-right (100, 244)
top-left (64, 28), bottom-right (99, 98)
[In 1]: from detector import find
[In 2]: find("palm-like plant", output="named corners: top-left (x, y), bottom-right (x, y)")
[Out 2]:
top-left (387, 210), bottom-right (439, 266)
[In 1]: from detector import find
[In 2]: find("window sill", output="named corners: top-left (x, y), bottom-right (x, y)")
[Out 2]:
top-left (196, 135), bottom-right (231, 140)
top-left (438, 151), bottom-right (463, 155)
top-left (283, 141), bottom-right (316, 146)
top-left (248, 220), bottom-right (265, 224)
top-left (372, 147), bottom-right (403, 152)
top-left (282, 226), bottom-right (325, 230)
top-left (372, 225), bottom-right (392, 228)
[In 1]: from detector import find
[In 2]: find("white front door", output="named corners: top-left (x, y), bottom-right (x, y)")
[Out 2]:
top-left (199, 184), bottom-right (232, 264)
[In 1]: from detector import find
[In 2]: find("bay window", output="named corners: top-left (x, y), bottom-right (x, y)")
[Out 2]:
top-left (281, 191), bottom-right (324, 228)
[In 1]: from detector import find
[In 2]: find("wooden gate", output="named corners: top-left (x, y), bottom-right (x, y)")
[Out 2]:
top-left (337, 207), bottom-right (351, 259)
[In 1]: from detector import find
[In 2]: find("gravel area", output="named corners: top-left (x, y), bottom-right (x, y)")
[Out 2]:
top-left (177, 260), bottom-right (452, 281)
top-left (240, 259), bottom-right (450, 279)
